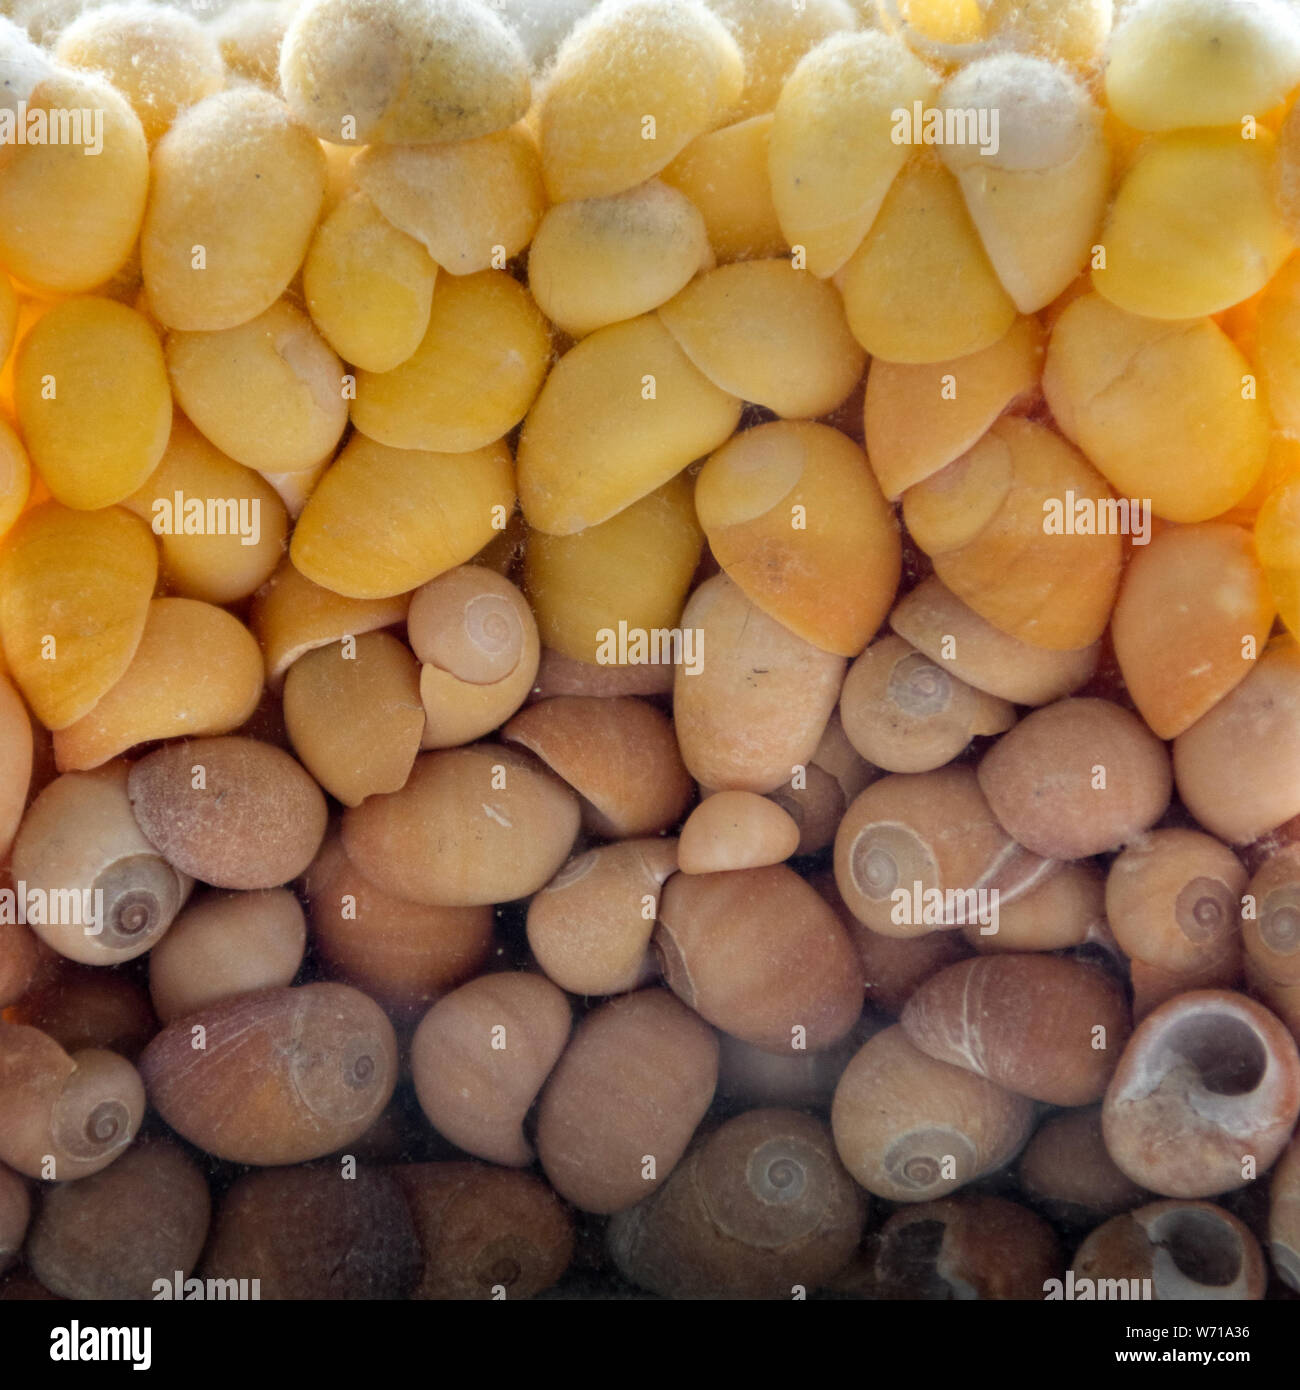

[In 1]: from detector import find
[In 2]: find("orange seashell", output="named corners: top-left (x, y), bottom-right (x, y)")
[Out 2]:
top-left (695, 421), bottom-right (901, 656)
top-left (52, 598), bottom-right (264, 772)
top-left (0, 502), bottom-right (157, 732)
top-left (677, 791), bottom-right (799, 874)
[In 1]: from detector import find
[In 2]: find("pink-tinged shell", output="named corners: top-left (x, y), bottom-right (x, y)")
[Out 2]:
top-left (900, 954), bottom-right (1132, 1106)
top-left (1102, 990), bottom-right (1300, 1199)
top-left (139, 982), bottom-right (398, 1165)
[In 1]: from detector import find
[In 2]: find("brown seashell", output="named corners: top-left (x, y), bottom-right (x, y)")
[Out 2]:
top-left (139, 982), bottom-right (398, 1165)
top-left (530, 647), bottom-right (675, 700)
top-left (25, 1137), bottom-right (209, 1300)
top-left (672, 572), bottom-right (846, 794)
top-left (607, 1108), bottom-right (866, 1300)
top-left (147, 888), bottom-right (307, 1023)
top-left (901, 954), bottom-right (1131, 1105)
top-left (0, 1164), bottom-right (30, 1276)
top-left (840, 635), bottom-right (1014, 774)
top-left (764, 765), bottom-right (847, 856)
top-left (1102, 990), bottom-right (1300, 1198)
top-left (0, 915), bottom-right (41, 1010)
top-left (890, 575), bottom-right (1099, 706)
top-left (535, 989), bottom-right (718, 1214)
top-left (1018, 1106), bottom-right (1148, 1228)
top-left (282, 631), bottom-right (425, 804)
top-left (504, 695), bottom-right (692, 838)
top-left (656, 864), bottom-right (863, 1054)
top-left (200, 1165), bottom-right (422, 1300)
top-left (833, 765), bottom-right (1056, 938)
top-left (977, 697), bottom-right (1172, 860)
top-left (12, 762), bottom-right (192, 964)
top-left (868, 1195), bottom-right (1063, 1300)
top-left (1173, 638), bottom-right (1300, 846)
top-left (715, 1018), bottom-right (883, 1110)
top-left (1244, 847), bottom-right (1300, 989)
top-left (831, 1025), bottom-right (1034, 1203)
top-left (7, 961), bottom-right (157, 1060)
top-left (411, 973), bottom-right (571, 1167)
top-left (301, 832), bottom-right (493, 1012)
top-left (341, 743), bottom-right (580, 907)
top-left (394, 1162), bottom-right (575, 1301)
top-left (1070, 1201), bottom-right (1267, 1301)
top-left (0, 1023), bottom-right (145, 1181)
top-left (526, 838), bottom-right (677, 996)
top-left (127, 736), bottom-right (328, 890)
top-left (677, 791), bottom-right (799, 873)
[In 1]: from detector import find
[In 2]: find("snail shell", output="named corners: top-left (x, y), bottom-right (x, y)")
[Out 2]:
top-left (656, 863), bottom-right (863, 1054)
top-left (394, 1162), bottom-right (575, 1301)
top-left (868, 1195), bottom-right (1063, 1300)
top-left (535, 988), bottom-right (718, 1214)
top-left (200, 1164), bottom-right (423, 1300)
top-left (608, 1108), bottom-right (867, 1300)
top-left (1102, 990), bottom-right (1300, 1198)
top-left (0, 1164), bottom-right (30, 1276)
top-left (8, 960), bottom-right (157, 1060)
top-left (25, 1137), bottom-right (210, 1300)
top-left (900, 953), bottom-right (1132, 1105)
top-left (0, 1022), bottom-right (145, 1181)
top-left (1270, 1131), bottom-right (1300, 1292)
top-left (678, 791), bottom-right (799, 874)
top-left (964, 859), bottom-right (1105, 954)
top-left (139, 982), bottom-right (398, 1165)
top-left (12, 762), bottom-right (191, 964)
top-left (411, 972), bottom-right (571, 1167)
top-left (1244, 847), bottom-right (1300, 987)
top-left (1017, 1106), bottom-right (1148, 1229)
top-left (831, 1024), bottom-right (1034, 1203)
top-left (1071, 1201), bottom-right (1267, 1301)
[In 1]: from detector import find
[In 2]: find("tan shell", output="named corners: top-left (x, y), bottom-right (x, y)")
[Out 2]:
top-left (678, 791), bottom-right (800, 873)
top-left (340, 744), bottom-right (580, 907)
top-left (410, 973), bottom-right (571, 1167)
top-left (1018, 1107), bottom-right (1148, 1225)
top-left (128, 736), bottom-right (328, 889)
top-left (526, 838), bottom-right (678, 996)
top-left (504, 696), bottom-right (692, 838)
top-left (535, 989), bottom-right (718, 1214)
top-left (964, 859), bottom-right (1105, 953)
top-left (139, 982), bottom-right (399, 1165)
top-left (1244, 847), bottom-right (1300, 987)
top-left (831, 1025), bottom-right (1034, 1203)
top-left (656, 864), bottom-right (863, 1054)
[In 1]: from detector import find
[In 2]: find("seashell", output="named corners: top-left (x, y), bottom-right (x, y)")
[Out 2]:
top-left (52, 598), bottom-right (265, 773)
top-left (535, 988), bottom-right (718, 1214)
top-left (673, 573), bottom-right (846, 794)
top-left (411, 973), bottom-right (571, 1167)
top-left (0, 1022), bottom-right (145, 1181)
top-left (977, 697), bottom-right (1172, 860)
top-left (890, 575), bottom-right (1099, 707)
top-left (147, 888), bottom-right (307, 1024)
top-left (657, 863), bottom-right (863, 1053)
top-left (0, 502), bottom-right (157, 732)
top-left (301, 832), bottom-right (493, 1013)
top-left (8, 960), bottom-right (157, 1062)
top-left (1173, 638), bottom-right (1300, 846)
top-left (833, 765), bottom-right (1056, 938)
top-left (678, 792), bottom-right (799, 874)
top-left (139, 982), bottom-right (398, 1166)
top-left (0, 1164), bottom-right (28, 1276)
top-left (341, 744), bottom-right (580, 907)
top-left (830, 1024), bottom-right (1034, 1203)
top-left (1102, 990), bottom-right (1300, 1199)
top-left (394, 1162), bottom-right (574, 1301)
top-left (1017, 1107), bottom-right (1148, 1229)
top-left (200, 1164), bottom-right (422, 1300)
top-left (283, 631), bottom-right (425, 804)
top-left (902, 416), bottom-right (1122, 651)
top-left (526, 838), bottom-right (678, 997)
top-left (694, 420), bottom-right (900, 656)
top-left (504, 696), bottom-right (692, 838)
top-left (900, 953), bottom-right (1132, 1105)
top-left (410, 567), bottom-right (540, 750)
top-left (964, 859), bottom-right (1105, 954)
top-left (1111, 523), bottom-right (1275, 739)
top-left (1271, 1132), bottom-right (1300, 1292)
top-left (12, 763), bottom-right (191, 965)
top-left (24, 1137), bottom-right (209, 1300)
top-left (127, 736), bottom-right (328, 890)
top-left (607, 1107), bottom-right (866, 1300)
top-left (1071, 1200), bottom-right (1267, 1301)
